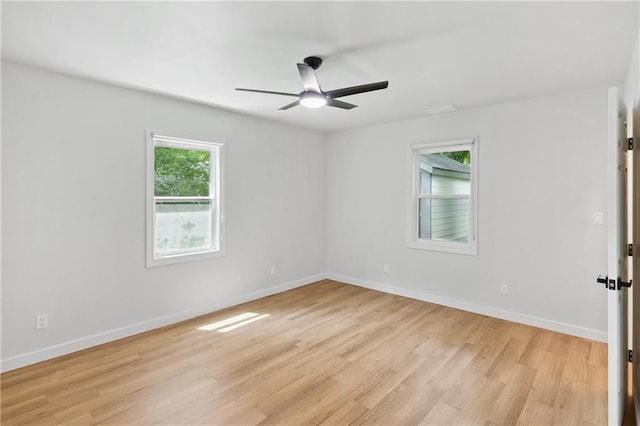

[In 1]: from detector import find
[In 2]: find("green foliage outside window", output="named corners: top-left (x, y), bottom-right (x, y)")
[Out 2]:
top-left (441, 150), bottom-right (471, 165)
top-left (154, 147), bottom-right (211, 196)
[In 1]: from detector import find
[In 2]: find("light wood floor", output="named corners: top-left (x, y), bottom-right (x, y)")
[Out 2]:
top-left (1, 280), bottom-right (608, 425)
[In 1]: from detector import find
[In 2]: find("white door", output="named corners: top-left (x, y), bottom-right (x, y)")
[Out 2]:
top-left (632, 96), bottom-right (640, 425)
top-left (607, 86), bottom-right (630, 426)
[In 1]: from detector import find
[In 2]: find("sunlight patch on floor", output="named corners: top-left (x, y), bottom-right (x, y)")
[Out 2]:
top-left (218, 314), bottom-right (270, 333)
top-left (197, 312), bottom-right (270, 332)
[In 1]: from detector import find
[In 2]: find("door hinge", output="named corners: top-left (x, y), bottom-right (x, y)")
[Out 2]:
top-left (629, 349), bottom-right (633, 363)
top-left (629, 137), bottom-right (634, 151)
top-left (630, 244), bottom-right (634, 257)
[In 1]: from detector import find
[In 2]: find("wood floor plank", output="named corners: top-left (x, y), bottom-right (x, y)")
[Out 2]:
top-left (485, 337), bottom-right (529, 383)
top-left (516, 399), bottom-right (558, 425)
top-left (1, 280), bottom-right (608, 425)
top-left (528, 350), bottom-right (568, 408)
top-left (427, 342), bottom-right (481, 392)
top-left (319, 399), bottom-right (369, 425)
top-left (419, 400), bottom-right (460, 425)
top-left (553, 377), bottom-right (582, 425)
top-left (356, 383), bottom-right (444, 425)
top-left (448, 376), bottom-right (504, 425)
top-left (355, 367), bottom-right (407, 409)
top-left (487, 362), bottom-right (537, 425)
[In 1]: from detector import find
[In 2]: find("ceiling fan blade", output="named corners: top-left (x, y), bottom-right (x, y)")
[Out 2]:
top-left (236, 88), bottom-right (299, 97)
top-left (297, 63), bottom-right (321, 93)
top-left (278, 100), bottom-right (300, 110)
top-left (326, 99), bottom-right (358, 110)
top-left (325, 81), bottom-right (389, 99)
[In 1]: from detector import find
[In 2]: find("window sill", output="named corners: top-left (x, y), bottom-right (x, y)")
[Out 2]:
top-left (407, 240), bottom-right (477, 256)
top-left (146, 247), bottom-right (225, 268)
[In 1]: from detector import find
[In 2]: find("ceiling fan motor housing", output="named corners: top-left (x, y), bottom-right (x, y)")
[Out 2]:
top-left (303, 56), bottom-right (323, 70)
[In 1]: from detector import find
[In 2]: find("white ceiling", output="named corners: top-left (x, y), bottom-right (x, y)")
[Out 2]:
top-left (2, 2), bottom-right (638, 132)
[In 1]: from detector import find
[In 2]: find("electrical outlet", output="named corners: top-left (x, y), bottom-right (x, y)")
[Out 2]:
top-left (383, 264), bottom-right (389, 273)
top-left (500, 284), bottom-right (508, 296)
top-left (270, 265), bottom-right (276, 276)
top-left (36, 314), bottom-right (48, 330)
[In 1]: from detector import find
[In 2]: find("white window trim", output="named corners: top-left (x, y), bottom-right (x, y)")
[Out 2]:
top-left (146, 131), bottom-right (225, 267)
top-left (406, 137), bottom-right (478, 256)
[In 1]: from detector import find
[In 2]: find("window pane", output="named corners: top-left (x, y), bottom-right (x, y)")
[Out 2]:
top-left (420, 151), bottom-right (471, 195)
top-left (419, 198), bottom-right (469, 243)
top-left (155, 201), bottom-right (214, 254)
top-left (418, 198), bottom-right (432, 239)
top-left (155, 146), bottom-right (211, 197)
top-left (419, 168), bottom-right (431, 194)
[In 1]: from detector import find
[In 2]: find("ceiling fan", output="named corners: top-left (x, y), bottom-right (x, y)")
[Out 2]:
top-left (236, 56), bottom-right (389, 110)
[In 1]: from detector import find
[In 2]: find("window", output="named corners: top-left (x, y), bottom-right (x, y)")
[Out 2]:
top-left (146, 132), bottom-right (224, 267)
top-left (408, 138), bottom-right (478, 255)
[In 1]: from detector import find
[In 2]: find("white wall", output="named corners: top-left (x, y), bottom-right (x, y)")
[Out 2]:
top-left (326, 87), bottom-right (610, 341)
top-left (1, 60), bottom-right (616, 372)
top-left (1, 62), bottom-right (327, 370)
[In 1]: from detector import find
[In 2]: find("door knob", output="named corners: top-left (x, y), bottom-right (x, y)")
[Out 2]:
top-left (617, 277), bottom-right (633, 289)
top-left (596, 275), bottom-right (617, 290)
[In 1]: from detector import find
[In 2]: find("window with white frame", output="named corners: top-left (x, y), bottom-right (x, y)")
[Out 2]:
top-left (408, 138), bottom-right (478, 255)
top-left (146, 132), bottom-right (224, 267)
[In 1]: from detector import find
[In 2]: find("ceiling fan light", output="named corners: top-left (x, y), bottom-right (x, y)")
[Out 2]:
top-left (300, 92), bottom-right (327, 108)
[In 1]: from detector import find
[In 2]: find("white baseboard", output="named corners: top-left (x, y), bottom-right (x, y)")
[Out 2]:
top-left (326, 273), bottom-right (607, 343)
top-left (0, 273), bottom-right (326, 373)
